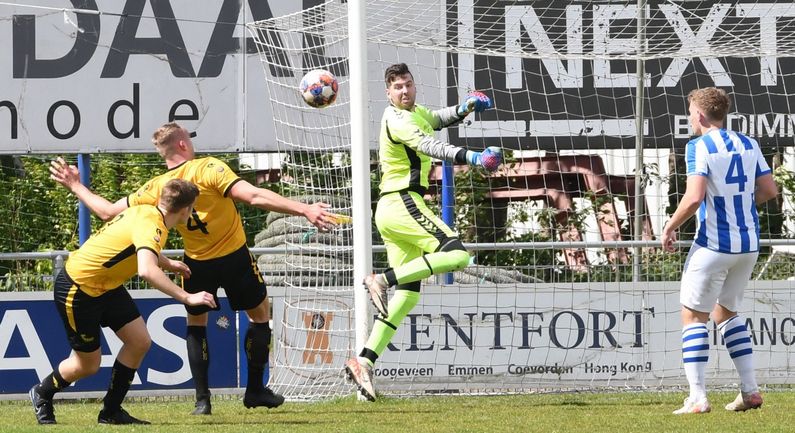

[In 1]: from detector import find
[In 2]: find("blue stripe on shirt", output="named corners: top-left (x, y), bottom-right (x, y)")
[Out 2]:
top-left (719, 129), bottom-right (734, 152)
top-left (735, 131), bottom-right (755, 150)
top-left (734, 194), bottom-right (750, 252)
top-left (696, 201), bottom-right (708, 247)
top-left (686, 140), bottom-right (697, 175)
top-left (714, 196), bottom-right (731, 252)
top-left (701, 134), bottom-right (718, 154)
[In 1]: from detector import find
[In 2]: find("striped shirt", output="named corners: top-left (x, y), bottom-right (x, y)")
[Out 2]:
top-left (686, 129), bottom-right (771, 253)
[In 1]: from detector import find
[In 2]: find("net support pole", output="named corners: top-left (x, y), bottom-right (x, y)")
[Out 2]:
top-left (441, 161), bottom-right (455, 284)
top-left (77, 153), bottom-right (91, 245)
top-left (632, 0), bottom-right (646, 283)
top-left (348, 0), bottom-right (373, 368)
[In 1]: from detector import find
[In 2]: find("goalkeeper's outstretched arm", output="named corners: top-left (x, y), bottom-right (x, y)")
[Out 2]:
top-left (414, 134), bottom-right (502, 173)
top-left (415, 133), bottom-right (469, 163)
top-left (430, 91), bottom-right (493, 129)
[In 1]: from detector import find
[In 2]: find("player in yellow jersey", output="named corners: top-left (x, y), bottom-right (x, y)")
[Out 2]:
top-left (49, 122), bottom-right (336, 414)
top-left (29, 179), bottom-right (216, 425)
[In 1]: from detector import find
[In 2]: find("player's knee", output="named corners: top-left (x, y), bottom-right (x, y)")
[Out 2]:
top-left (74, 353), bottom-right (102, 376)
top-left (143, 334), bottom-right (152, 351)
top-left (436, 238), bottom-right (470, 272)
top-left (448, 250), bottom-right (470, 271)
top-left (83, 359), bottom-right (101, 376)
top-left (120, 330), bottom-right (152, 358)
top-left (246, 299), bottom-right (270, 322)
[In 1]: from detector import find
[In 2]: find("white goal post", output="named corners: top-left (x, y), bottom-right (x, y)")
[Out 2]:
top-left (247, 0), bottom-right (795, 401)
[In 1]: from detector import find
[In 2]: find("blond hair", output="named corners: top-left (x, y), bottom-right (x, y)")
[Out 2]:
top-left (151, 122), bottom-right (187, 158)
top-left (159, 179), bottom-right (199, 213)
top-left (688, 87), bottom-right (731, 122)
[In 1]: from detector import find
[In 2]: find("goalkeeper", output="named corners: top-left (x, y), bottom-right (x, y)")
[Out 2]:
top-left (345, 63), bottom-right (501, 400)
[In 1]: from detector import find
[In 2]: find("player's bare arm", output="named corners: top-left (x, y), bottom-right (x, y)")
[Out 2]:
top-left (49, 157), bottom-right (128, 221)
top-left (227, 179), bottom-right (336, 230)
top-left (755, 173), bottom-right (778, 205)
top-left (137, 249), bottom-right (214, 308)
top-left (661, 175), bottom-right (707, 252)
top-left (157, 253), bottom-right (191, 279)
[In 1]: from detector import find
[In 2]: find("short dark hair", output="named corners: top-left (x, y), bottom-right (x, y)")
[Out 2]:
top-left (159, 179), bottom-right (199, 213)
top-left (384, 63), bottom-right (412, 86)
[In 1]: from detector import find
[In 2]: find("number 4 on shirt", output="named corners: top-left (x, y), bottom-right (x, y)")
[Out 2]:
top-left (725, 154), bottom-right (747, 192)
top-left (187, 210), bottom-right (209, 234)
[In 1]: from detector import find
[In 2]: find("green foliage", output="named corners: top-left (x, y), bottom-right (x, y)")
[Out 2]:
top-left (772, 164), bottom-right (795, 237)
top-left (90, 154), bottom-right (171, 237)
top-left (0, 156), bottom-right (77, 285)
top-left (0, 148), bottom-right (791, 287)
top-left (0, 153), bottom-right (267, 282)
top-left (440, 151), bottom-right (696, 283)
top-left (0, 156), bottom-right (77, 252)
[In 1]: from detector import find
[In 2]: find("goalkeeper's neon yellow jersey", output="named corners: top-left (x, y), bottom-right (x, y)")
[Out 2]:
top-left (127, 157), bottom-right (245, 260)
top-left (379, 103), bottom-right (441, 194)
top-left (65, 205), bottom-right (168, 296)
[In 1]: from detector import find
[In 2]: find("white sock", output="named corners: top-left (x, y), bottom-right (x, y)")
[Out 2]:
top-left (682, 322), bottom-right (709, 400)
top-left (718, 315), bottom-right (758, 394)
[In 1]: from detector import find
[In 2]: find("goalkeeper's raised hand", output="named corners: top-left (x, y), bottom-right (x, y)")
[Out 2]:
top-left (466, 146), bottom-right (503, 172)
top-left (457, 91), bottom-right (493, 116)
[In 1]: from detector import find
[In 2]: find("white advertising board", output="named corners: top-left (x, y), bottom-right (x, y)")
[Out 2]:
top-left (2, 1), bottom-right (289, 153)
top-left (272, 281), bottom-right (795, 393)
top-left (0, 1), bottom-right (444, 154)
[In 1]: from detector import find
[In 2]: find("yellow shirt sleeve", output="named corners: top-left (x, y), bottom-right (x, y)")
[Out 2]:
top-left (128, 178), bottom-right (161, 207)
top-left (201, 158), bottom-right (241, 197)
top-left (132, 220), bottom-right (165, 255)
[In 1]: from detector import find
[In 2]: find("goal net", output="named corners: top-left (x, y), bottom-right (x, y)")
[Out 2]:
top-left (247, 0), bottom-right (795, 400)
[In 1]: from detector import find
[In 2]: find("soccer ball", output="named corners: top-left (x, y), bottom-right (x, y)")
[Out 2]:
top-left (299, 69), bottom-right (338, 108)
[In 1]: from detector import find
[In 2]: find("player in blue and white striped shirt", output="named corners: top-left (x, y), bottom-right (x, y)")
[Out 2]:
top-left (661, 87), bottom-right (778, 415)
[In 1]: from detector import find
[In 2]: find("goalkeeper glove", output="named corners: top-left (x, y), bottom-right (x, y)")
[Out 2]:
top-left (466, 147), bottom-right (503, 172)
top-left (457, 91), bottom-right (493, 116)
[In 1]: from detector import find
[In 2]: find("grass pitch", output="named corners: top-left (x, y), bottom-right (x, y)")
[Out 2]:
top-left (2, 391), bottom-right (792, 433)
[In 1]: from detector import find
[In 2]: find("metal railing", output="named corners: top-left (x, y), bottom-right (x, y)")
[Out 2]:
top-left (2, 238), bottom-right (795, 292)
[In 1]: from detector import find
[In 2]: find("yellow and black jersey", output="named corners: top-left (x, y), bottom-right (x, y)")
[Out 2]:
top-left (127, 157), bottom-right (245, 260)
top-left (65, 205), bottom-right (168, 297)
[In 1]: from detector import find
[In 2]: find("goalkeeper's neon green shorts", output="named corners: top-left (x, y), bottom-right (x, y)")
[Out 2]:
top-left (375, 190), bottom-right (457, 268)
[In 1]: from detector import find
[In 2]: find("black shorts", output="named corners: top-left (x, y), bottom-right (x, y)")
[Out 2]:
top-left (183, 244), bottom-right (267, 314)
top-left (53, 270), bottom-right (141, 353)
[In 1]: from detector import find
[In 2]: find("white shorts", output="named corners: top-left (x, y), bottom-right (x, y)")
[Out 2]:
top-left (680, 244), bottom-right (758, 313)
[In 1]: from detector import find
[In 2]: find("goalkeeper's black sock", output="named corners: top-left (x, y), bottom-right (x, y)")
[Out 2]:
top-left (187, 325), bottom-right (211, 401)
top-left (245, 322), bottom-right (272, 393)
